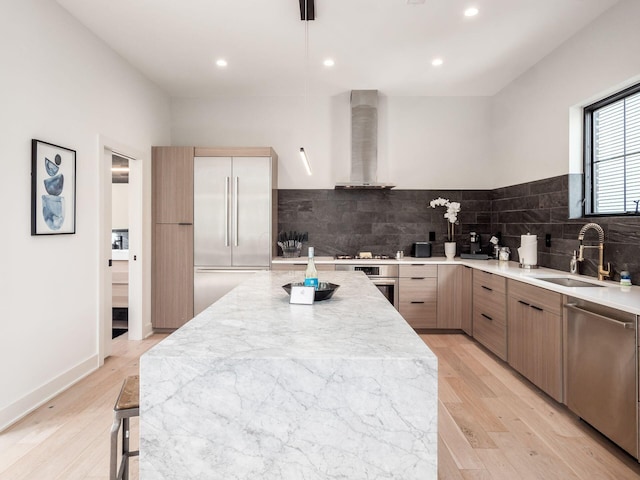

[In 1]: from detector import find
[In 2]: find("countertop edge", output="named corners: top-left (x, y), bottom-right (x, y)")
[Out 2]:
top-left (272, 257), bottom-right (640, 315)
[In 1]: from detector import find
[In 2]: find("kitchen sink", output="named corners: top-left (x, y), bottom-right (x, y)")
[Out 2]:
top-left (535, 277), bottom-right (604, 288)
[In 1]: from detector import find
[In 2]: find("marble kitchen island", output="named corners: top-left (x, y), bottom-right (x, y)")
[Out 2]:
top-left (140, 271), bottom-right (437, 479)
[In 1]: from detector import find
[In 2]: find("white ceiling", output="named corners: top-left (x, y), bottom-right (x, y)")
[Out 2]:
top-left (57, 0), bottom-right (618, 97)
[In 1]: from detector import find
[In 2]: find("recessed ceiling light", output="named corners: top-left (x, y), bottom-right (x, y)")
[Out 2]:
top-left (464, 7), bottom-right (479, 17)
top-left (215, 59), bottom-right (228, 67)
top-left (323, 58), bottom-right (335, 67)
top-left (431, 58), bottom-right (444, 67)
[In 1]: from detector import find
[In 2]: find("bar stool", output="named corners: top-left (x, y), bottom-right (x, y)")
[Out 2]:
top-left (110, 375), bottom-right (140, 480)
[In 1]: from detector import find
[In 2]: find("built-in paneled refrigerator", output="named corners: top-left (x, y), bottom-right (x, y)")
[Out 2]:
top-left (193, 154), bottom-right (276, 315)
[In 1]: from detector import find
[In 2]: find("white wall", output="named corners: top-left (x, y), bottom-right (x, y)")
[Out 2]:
top-left (112, 183), bottom-right (129, 230)
top-left (0, 0), bottom-right (170, 430)
top-left (171, 94), bottom-right (492, 189)
top-left (490, 0), bottom-right (640, 188)
top-left (169, 0), bottom-right (635, 192)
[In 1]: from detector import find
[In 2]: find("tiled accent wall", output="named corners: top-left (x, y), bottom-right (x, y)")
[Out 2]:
top-left (279, 175), bottom-right (640, 283)
top-left (277, 189), bottom-right (493, 258)
top-left (491, 174), bottom-right (640, 283)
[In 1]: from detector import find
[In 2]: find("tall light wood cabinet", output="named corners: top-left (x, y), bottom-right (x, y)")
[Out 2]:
top-left (153, 147), bottom-right (194, 224)
top-left (153, 224), bottom-right (194, 328)
top-left (152, 146), bottom-right (194, 329)
top-left (507, 279), bottom-right (563, 402)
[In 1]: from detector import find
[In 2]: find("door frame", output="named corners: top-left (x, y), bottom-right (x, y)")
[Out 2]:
top-left (98, 135), bottom-right (152, 365)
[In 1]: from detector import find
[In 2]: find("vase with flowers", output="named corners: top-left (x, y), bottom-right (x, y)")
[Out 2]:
top-left (430, 197), bottom-right (461, 260)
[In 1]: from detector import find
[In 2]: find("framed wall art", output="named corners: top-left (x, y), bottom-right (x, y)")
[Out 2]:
top-left (31, 139), bottom-right (76, 235)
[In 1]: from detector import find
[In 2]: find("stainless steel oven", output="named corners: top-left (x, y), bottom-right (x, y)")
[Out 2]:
top-left (335, 264), bottom-right (399, 309)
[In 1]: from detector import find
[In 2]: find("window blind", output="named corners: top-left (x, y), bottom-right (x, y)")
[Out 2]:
top-left (592, 90), bottom-right (640, 214)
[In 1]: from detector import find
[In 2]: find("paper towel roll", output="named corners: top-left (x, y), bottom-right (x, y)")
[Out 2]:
top-left (518, 234), bottom-right (537, 266)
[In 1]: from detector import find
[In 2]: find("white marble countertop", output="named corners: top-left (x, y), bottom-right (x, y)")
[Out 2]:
top-left (140, 271), bottom-right (438, 479)
top-left (273, 256), bottom-right (640, 315)
top-left (144, 270), bottom-right (435, 361)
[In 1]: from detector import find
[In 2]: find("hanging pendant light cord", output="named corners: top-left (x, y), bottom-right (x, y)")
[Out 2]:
top-left (300, 1), bottom-right (312, 175)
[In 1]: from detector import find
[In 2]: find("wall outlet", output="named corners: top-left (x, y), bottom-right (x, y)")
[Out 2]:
top-left (545, 233), bottom-right (551, 247)
top-left (429, 231), bottom-right (436, 241)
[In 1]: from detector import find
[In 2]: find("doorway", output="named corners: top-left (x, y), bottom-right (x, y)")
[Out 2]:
top-left (111, 155), bottom-right (129, 339)
top-left (98, 136), bottom-right (151, 365)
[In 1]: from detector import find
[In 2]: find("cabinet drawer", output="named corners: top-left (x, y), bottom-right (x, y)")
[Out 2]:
top-left (473, 269), bottom-right (506, 294)
top-left (399, 277), bottom-right (437, 302)
top-left (473, 308), bottom-right (507, 360)
top-left (399, 264), bottom-right (437, 278)
top-left (473, 289), bottom-right (506, 325)
top-left (508, 279), bottom-right (562, 316)
top-left (400, 302), bottom-right (437, 329)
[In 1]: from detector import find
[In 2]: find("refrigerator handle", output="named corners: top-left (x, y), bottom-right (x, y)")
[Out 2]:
top-left (224, 176), bottom-right (230, 247)
top-left (234, 176), bottom-right (239, 247)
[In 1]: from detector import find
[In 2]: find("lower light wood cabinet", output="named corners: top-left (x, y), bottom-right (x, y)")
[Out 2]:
top-left (437, 265), bottom-right (463, 329)
top-left (507, 279), bottom-right (563, 402)
top-left (399, 264), bottom-right (437, 329)
top-left (152, 223), bottom-right (194, 329)
top-left (460, 265), bottom-right (473, 336)
top-left (472, 269), bottom-right (507, 360)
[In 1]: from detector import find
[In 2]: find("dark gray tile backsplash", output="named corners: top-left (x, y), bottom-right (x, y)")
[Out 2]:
top-left (278, 189), bottom-right (493, 258)
top-left (491, 175), bottom-right (640, 283)
top-left (278, 174), bottom-right (640, 284)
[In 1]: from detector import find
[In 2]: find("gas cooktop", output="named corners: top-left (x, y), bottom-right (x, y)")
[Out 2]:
top-left (334, 254), bottom-right (392, 260)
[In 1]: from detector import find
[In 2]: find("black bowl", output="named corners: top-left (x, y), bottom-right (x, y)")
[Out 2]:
top-left (282, 282), bottom-right (340, 301)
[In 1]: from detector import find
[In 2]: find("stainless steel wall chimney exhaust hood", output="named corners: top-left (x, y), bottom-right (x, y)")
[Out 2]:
top-left (335, 90), bottom-right (395, 190)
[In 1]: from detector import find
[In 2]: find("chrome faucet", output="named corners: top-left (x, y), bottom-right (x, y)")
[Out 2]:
top-left (577, 223), bottom-right (610, 281)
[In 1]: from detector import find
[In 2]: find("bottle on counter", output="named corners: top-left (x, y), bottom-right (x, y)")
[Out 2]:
top-left (620, 270), bottom-right (632, 287)
top-left (304, 247), bottom-right (319, 290)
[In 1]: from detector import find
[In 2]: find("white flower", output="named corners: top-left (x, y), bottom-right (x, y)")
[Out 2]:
top-left (448, 202), bottom-right (461, 213)
top-left (430, 197), bottom-right (449, 208)
top-left (430, 197), bottom-right (462, 241)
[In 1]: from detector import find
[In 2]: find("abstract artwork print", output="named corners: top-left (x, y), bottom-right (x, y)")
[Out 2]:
top-left (31, 139), bottom-right (76, 235)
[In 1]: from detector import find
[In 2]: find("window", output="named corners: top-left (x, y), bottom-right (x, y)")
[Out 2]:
top-left (584, 82), bottom-right (640, 215)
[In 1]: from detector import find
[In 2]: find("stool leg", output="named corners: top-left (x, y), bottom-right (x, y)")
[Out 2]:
top-left (110, 414), bottom-right (121, 480)
top-left (122, 416), bottom-right (130, 480)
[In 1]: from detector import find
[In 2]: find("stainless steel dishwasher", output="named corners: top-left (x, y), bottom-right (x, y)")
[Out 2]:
top-left (565, 297), bottom-right (638, 458)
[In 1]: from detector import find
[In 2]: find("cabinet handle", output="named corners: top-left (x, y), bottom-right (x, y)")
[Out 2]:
top-left (481, 285), bottom-right (493, 292)
top-left (481, 313), bottom-right (493, 321)
top-left (224, 176), bottom-right (230, 247)
top-left (234, 176), bottom-right (239, 247)
top-left (178, 222), bottom-right (192, 226)
top-left (410, 301), bottom-right (425, 304)
top-left (530, 305), bottom-right (543, 312)
top-left (518, 300), bottom-right (530, 306)
top-left (411, 277), bottom-right (426, 280)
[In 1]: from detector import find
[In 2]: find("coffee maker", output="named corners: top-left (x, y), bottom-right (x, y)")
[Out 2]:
top-left (469, 232), bottom-right (481, 254)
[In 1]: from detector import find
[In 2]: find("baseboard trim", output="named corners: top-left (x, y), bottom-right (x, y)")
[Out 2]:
top-left (142, 322), bottom-right (154, 339)
top-left (0, 354), bottom-right (98, 432)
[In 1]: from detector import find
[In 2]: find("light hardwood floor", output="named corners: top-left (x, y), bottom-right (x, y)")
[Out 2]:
top-left (424, 333), bottom-right (640, 480)
top-left (0, 333), bottom-right (167, 480)
top-left (1, 332), bottom-right (640, 479)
